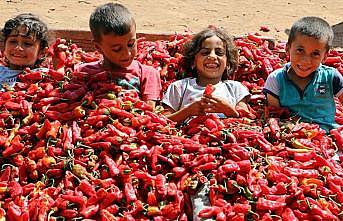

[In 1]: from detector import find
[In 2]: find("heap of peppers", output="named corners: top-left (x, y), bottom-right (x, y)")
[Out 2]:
top-left (0, 30), bottom-right (342, 221)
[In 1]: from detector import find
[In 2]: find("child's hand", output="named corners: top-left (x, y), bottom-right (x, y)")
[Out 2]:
top-left (185, 99), bottom-right (206, 116)
top-left (48, 38), bottom-right (68, 72)
top-left (201, 95), bottom-right (239, 117)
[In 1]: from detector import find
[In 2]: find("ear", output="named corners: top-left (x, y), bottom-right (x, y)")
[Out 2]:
top-left (285, 43), bottom-right (290, 55)
top-left (92, 40), bottom-right (103, 53)
top-left (36, 47), bottom-right (46, 63)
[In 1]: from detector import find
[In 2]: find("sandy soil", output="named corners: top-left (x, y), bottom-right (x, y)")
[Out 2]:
top-left (0, 0), bottom-right (343, 42)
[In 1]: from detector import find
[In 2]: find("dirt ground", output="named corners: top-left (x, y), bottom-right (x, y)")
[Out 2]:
top-left (1, 0), bottom-right (343, 42)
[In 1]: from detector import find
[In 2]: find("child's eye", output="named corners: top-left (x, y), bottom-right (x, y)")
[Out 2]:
top-left (200, 51), bottom-right (210, 56)
top-left (215, 50), bottom-right (225, 56)
top-left (8, 39), bottom-right (18, 45)
top-left (296, 48), bottom-right (303, 53)
top-left (312, 51), bottom-right (321, 57)
top-left (23, 42), bottom-right (34, 47)
top-left (112, 47), bottom-right (121, 52)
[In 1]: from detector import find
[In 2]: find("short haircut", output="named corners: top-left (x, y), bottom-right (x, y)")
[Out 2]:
top-left (89, 3), bottom-right (136, 42)
top-left (288, 16), bottom-right (334, 51)
top-left (2, 13), bottom-right (48, 50)
top-left (183, 26), bottom-right (239, 79)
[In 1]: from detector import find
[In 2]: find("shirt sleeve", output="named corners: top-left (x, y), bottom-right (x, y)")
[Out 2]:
top-left (333, 69), bottom-right (343, 97)
top-left (263, 71), bottom-right (280, 98)
top-left (140, 65), bottom-right (162, 101)
top-left (232, 81), bottom-right (250, 104)
top-left (162, 80), bottom-right (183, 111)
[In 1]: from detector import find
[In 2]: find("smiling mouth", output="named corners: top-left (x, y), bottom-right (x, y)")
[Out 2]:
top-left (11, 54), bottom-right (26, 58)
top-left (205, 63), bottom-right (218, 68)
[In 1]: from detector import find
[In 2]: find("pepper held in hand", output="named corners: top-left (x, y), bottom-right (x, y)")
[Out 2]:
top-left (203, 84), bottom-right (215, 96)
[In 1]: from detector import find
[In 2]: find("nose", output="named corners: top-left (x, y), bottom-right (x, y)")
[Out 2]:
top-left (302, 54), bottom-right (312, 64)
top-left (207, 49), bottom-right (217, 59)
top-left (14, 43), bottom-right (24, 51)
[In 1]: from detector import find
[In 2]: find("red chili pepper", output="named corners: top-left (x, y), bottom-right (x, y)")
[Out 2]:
top-left (171, 167), bottom-right (187, 179)
top-left (2, 135), bottom-right (24, 157)
top-left (283, 167), bottom-right (319, 178)
top-left (80, 204), bottom-right (99, 219)
top-left (7, 201), bottom-right (22, 221)
top-left (268, 117), bottom-right (281, 139)
top-left (54, 197), bottom-right (69, 210)
top-left (281, 207), bottom-right (299, 221)
top-left (78, 179), bottom-right (96, 197)
top-left (109, 107), bottom-right (134, 119)
top-left (155, 174), bottom-right (168, 198)
top-left (46, 120), bottom-right (61, 139)
top-left (61, 126), bottom-right (74, 150)
top-left (124, 182), bottom-right (137, 203)
top-left (36, 119), bottom-right (51, 139)
top-left (100, 209), bottom-right (117, 221)
top-left (194, 161), bottom-right (219, 172)
top-left (198, 206), bottom-right (221, 218)
top-left (112, 119), bottom-right (136, 137)
top-left (48, 68), bottom-right (65, 81)
top-left (203, 84), bottom-right (215, 96)
top-left (310, 204), bottom-right (337, 220)
top-left (293, 151), bottom-right (316, 162)
top-left (256, 198), bottom-right (286, 211)
top-left (101, 154), bottom-right (120, 177)
top-left (160, 202), bottom-right (180, 220)
top-left (324, 56), bottom-right (342, 65)
top-left (61, 194), bottom-right (86, 207)
top-left (60, 209), bottom-right (78, 219)
top-left (19, 69), bottom-right (45, 82)
top-left (146, 190), bottom-right (158, 206)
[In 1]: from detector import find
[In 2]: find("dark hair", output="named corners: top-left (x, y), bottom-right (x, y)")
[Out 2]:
top-left (288, 16), bottom-right (334, 51)
top-left (183, 27), bottom-right (238, 79)
top-left (89, 3), bottom-right (136, 42)
top-left (2, 13), bottom-right (48, 50)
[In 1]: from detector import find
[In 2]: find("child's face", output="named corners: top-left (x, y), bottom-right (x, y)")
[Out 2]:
top-left (194, 35), bottom-right (227, 83)
top-left (287, 33), bottom-right (328, 78)
top-left (94, 26), bottom-right (137, 68)
top-left (4, 27), bottom-right (41, 68)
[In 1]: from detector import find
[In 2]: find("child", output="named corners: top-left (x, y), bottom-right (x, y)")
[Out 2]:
top-left (162, 27), bottom-right (250, 220)
top-left (263, 16), bottom-right (343, 132)
top-left (162, 27), bottom-right (250, 123)
top-left (75, 3), bottom-right (162, 108)
top-left (0, 13), bottom-right (49, 90)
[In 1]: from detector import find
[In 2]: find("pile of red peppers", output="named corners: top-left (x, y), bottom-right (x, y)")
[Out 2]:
top-left (0, 31), bottom-right (343, 221)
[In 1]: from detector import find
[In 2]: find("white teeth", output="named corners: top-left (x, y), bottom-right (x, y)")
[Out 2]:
top-left (205, 64), bottom-right (217, 68)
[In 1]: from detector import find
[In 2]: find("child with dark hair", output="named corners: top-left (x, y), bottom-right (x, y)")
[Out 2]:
top-left (162, 27), bottom-right (250, 123)
top-left (263, 16), bottom-right (343, 131)
top-left (162, 27), bottom-right (250, 220)
top-left (0, 13), bottom-right (49, 90)
top-left (75, 3), bottom-right (162, 107)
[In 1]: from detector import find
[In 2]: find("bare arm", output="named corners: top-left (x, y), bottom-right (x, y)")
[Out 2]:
top-left (162, 99), bottom-right (205, 123)
top-left (266, 93), bottom-right (280, 107)
top-left (202, 95), bottom-right (239, 117)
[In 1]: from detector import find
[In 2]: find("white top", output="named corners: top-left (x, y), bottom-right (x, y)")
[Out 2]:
top-left (162, 77), bottom-right (250, 111)
top-left (0, 66), bottom-right (21, 90)
top-left (0, 66), bottom-right (48, 91)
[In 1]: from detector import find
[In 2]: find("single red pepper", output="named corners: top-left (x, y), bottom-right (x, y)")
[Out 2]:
top-left (155, 174), bottom-right (168, 198)
top-left (102, 154), bottom-right (120, 177)
top-left (80, 204), bottom-right (99, 219)
top-left (198, 206), bottom-right (221, 218)
top-left (124, 182), bottom-right (137, 203)
top-left (256, 198), bottom-right (287, 211)
top-left (59, 209), bottom-right (78, 219)
top-left (78, 179), bottom-right (96, 197)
